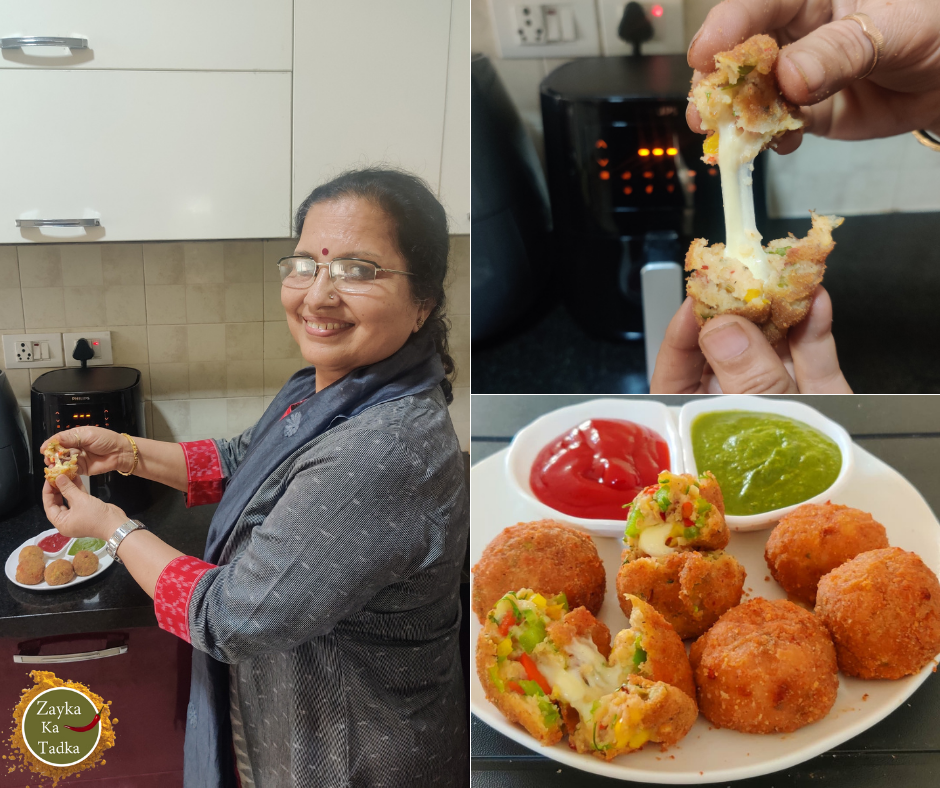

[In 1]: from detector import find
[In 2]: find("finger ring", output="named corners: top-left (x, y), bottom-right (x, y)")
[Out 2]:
top-left (842, 13), bottom-right (885, 80)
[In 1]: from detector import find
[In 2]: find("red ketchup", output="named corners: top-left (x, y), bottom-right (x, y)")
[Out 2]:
top-left (530, 419), bottom-right (670, 520)
top-left (38, 533), bottom-right (70, 553)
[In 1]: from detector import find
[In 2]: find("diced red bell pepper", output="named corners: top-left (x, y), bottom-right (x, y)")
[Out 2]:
top-left (519, 653), bottom-right (553, 695)
top-left (682, 501), bottom-right (693, 518)
top-left (659, 510), bottom-right (666, 521)
top-left (507, 681), bottom-right (525, 695)
top-left (498, 609), bottom-right (517, 637)
top-left (683, 517), bottom-right (695, 529)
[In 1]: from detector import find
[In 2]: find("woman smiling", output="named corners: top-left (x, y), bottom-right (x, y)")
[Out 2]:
top-left (40, 168), bottom-right (469, 788)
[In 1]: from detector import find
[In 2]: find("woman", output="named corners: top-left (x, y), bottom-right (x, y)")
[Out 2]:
top-left (41, 168), bottom-right (469, 788)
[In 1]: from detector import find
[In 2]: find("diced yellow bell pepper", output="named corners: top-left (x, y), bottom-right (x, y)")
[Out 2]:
top-left (497, 637), bottom-right (513, 658)
top-left (744, 288), bottom-right (762, 303)
top-left (703, 133), bottom-right (719, 158)
top-left (530, 593), bottom-right (547, 609)
top-left (544, 604), bottom-right (564, 620)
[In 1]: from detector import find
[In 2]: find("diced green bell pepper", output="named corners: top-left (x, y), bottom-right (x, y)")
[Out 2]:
top-left (538, 698), bottom-right (560, 726)
top-left (653, 486), bottom-right (671, 512)
top-left (517, 609), bottom-right (547, 652)
top-left (518, 680), bottom-right (544, 697)
top-left (632, 639), bottom-right (647, 668)
top-left (625, 505), bottom-right (641, 538)
top-left (488, 665), bottom-right (505, 693)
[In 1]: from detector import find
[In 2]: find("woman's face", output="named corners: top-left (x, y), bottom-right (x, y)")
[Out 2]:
top-left (282, 197), bottom-right (432, 391)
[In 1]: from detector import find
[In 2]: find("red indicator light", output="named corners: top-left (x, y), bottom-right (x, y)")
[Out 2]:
top-left (599, 170), bottom-right (610, 180)
top-left (622, 171), bottom-right (632, 180)
top-left (667, 147), bottom-right (678, 156)
top-left (652, 147), bottom-right (664, 156)
top-left (652, 4), bottom-right (664, 17)
top-left (595, 140), bottom-right (608, 149)
top-left (93, 341), bottom-right (99, 345)
top-left (638, 148), bottom-right (650, 156)
top-left (645, 185), bottom-right (654, 194)
top-left (623, 186), bottom-right (633, 195)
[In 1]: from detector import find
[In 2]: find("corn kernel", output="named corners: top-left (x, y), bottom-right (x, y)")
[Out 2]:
top-left (628, 728), bottom-right (651, 750)
top-left (703, 133), bottom-right (719, 158)
top-left (530, 593), bottom-right (547, 609)
top-left (744, 288), bottom-right (762, 303)
top-left (497, 638), bottom-right (513, 658)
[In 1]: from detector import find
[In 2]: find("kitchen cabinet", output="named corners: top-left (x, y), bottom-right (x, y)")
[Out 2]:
top-left (292, 0), bottom-right (452, 210)
top-left (440, 0), bottom-right (471, 233)
top-left (0, 0), bottom-right (292, 71)
top-left (0, 70), bottom-right (292, 243)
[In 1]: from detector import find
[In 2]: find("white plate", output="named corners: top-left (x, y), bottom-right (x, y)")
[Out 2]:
top-left (470, 443), bottom-right (940, 784)
top-left (504, 399), bottom-right (684, 537)
top-left (678, 396), bottom-right (854, 532)
top-left (5, 528), bottom-right (114, 592)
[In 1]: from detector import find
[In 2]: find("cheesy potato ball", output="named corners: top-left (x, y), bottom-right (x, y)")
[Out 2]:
top-left (471, 519), bottom-right (605, 624)
top-left (690, 598), bottom-right (838, 734)
top-left (617, 548), bottom-right (746, 639)
top-left (625, 471), bottom-right (728, 556)
top-left (19, 545), bottom-right (44, 563)
top-left (815, 547), bottom-right (940, 679)
top-left (72, 550), bottom-right (100, 577)
top-left (765, 503), bottom-right (889, 605)
top-left (567, 676), bottom-right (697, 761)
top-left (16, 555), bottom-right (45, 585)
top-left (44, 558), bottom-right (75, 586)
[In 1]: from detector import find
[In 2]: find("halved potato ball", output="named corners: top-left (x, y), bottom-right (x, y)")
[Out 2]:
top-left (815, 547), bottom-right (940, 679)
top-left (471, 519), bottom-right (606, 624)
top-left (765, 503), bottom-right (889, 605)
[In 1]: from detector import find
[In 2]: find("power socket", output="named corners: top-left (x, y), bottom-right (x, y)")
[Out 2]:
top-left (2, 333), bottom-right (64, 368)
top-left (515, 5), bottom-right (546, 44)
top-left (490, 0), bottom-right (601, 58)
top-left (63, 331), bottom-right (113, 367)
top-left (599, 0), bottom-right (685, 56)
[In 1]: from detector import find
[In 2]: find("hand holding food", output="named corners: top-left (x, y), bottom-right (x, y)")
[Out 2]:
top-left (40, 427), bottom-right (136, 478)
top-left (42, 473), bottom-right (128, 543)
top-left (42, 438), bottom-right (79, 483)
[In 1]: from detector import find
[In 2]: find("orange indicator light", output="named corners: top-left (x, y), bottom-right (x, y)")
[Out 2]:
top-left (598, 158), bottom-right (609, 166)
top-left (667, 184), bottom-right (675, 193)
top-left (708, 167), bottom-right (718, 176)
top-left (599, 170), bottom-right (610, 180)
top-left (595, 140), bottom-right (608, 149)
top-left (623, 186), bottom-right (633, 195)
top-left (652, 147), bottom-right (664, 156)
top-left (621, 171), bottom-right (632, 180)
top-left (666, 170), bottom-right (674, 178)
top-left (638, 148), bottom-right (650, 156)
top-left (666, 147), bottom-right (678, 156)
top-left (687, 170), bottom-right (697, 177)
top-left (643, 171), bottom-right (653, 179)
top-left (688, 184), bottom-right (697, 192)
top-left (645, 185), bottom-right (654, 194)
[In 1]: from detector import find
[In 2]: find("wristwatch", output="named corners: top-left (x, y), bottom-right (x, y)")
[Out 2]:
top-left (105, 519), bottom-right (148, 564)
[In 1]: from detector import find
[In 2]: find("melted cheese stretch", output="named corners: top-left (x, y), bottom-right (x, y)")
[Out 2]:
top-left (638, 521), bottom-right (674, 558)
top-left (536, 636), bottom-right (625, 720)
top-left (716, 116), bottom-right (772, 282)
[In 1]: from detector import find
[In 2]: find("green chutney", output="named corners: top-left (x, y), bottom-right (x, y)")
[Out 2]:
top-left (68, 537), bottom-right (106, 555)
top-left (691, 411), bottom-right (842, 516)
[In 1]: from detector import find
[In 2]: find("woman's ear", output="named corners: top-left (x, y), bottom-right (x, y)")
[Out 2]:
top-left (414, 300), bottom-right (435, 333)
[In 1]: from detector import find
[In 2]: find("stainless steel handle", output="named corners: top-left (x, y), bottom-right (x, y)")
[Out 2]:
top-left (14, 645), bottom-right (127, 664)
top-left (16, 218), bottom-right (100, 228)
top-left (1, 36), bottom-right (88, 49)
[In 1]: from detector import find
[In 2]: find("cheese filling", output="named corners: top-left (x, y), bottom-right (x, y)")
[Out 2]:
top-left (536, 636), bottom-right (625, 720)
top-left (637, 521), bottom-right (674, 558)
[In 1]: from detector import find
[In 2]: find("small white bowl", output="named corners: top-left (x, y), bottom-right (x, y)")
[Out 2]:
top-left (66, 538), bottom-right (109, 558)
top-left (33, 528), bottom-right (74, 560)
top-left (505, 399), bottom-right (684, 538)
top-left (678, 396), bottom-right (854, 532)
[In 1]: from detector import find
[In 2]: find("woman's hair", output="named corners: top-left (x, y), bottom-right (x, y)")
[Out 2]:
top-left (294, 167), bottom-right (455, 404)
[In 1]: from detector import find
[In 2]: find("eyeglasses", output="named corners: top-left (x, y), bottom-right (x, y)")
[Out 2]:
top-left (276, 255), bottom-right (413, 294)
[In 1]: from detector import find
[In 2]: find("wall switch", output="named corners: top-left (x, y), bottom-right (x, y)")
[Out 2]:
top-left (2, 333), bottom-right (64, 368)
top-left (490, 0), bottom-right (601, 58)
top-left (599, 0), bottom-right (685, 56)
top-left (63, 331), bottom-right (113, 367)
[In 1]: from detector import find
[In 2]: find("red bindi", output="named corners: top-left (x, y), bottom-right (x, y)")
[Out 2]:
top-left (322, 248), bottom-right (329, 256)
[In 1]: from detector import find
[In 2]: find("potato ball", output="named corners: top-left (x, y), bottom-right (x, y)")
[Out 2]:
top-left (765, 503), bottom-right (889, 604)
top-left (690, 598), bottom-right (838, 734)
top-left (616, 548), bottom-right (746, 639)
top-left (19, 545), bottom-right (44, 564)
top-left (72, 550), bottom-right (100, 577)
top-left (44, 558), bottom-right (75, 586)
top-left (815, 547), bottom-right (940, 679)
top-left (16, 555), bottom-right (45, 585)
top-left (471, 519), bottom-right (606, 624)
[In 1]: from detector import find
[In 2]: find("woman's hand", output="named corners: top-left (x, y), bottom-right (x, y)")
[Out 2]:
top-left (42, 475), bottom-right (128, 542)
top-left (40, 427), bottom-right (135, 476)
top-left (687, 0), bottom-right (940, 151)
top-left (650, 287), bottom-right (853, 393)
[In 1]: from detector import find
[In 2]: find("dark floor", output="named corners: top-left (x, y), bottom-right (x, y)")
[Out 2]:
top-left (472, 212), bottom-right (940, 394)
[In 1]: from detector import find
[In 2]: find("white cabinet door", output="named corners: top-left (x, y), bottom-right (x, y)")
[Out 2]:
top-left (292, 0), bottom-right (451, 210)
top-left (0, 70), bottom-right (291, 243)
top-left (0, 0), bottom-right (292, 71)
top-left (439, 0), bottom-right (470, 234)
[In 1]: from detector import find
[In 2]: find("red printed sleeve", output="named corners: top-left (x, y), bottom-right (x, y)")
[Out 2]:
top-left (179, 439), bottom-right (226, 507)
top-left (154, 555), bottom-right (217, 643)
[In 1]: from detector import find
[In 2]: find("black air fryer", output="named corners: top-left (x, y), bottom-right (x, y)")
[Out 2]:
top-left (540, 55), bottom-right (766, 339)
top-left (31, 366), bottom-right (150, 513)
top-left (0, 369), bottom-right (30, 516)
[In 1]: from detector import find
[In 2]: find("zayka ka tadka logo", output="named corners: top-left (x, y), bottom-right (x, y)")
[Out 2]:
top-left (21, 686), bottom-right (101, 766)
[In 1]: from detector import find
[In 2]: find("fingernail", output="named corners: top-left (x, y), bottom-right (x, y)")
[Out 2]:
top-left (687, 26), bottom-right (703, 64)
top-left (782, 49), bottom-right (824, 94)
top-left (700, 323), bottom-right (750, 362)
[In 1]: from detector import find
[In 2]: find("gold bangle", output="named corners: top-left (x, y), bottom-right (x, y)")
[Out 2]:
top-left (842, 13), bottom-right (885, 80)
top-left (913, 130), bottom-right (940, 152)
top-left (118, 433), bottom-right (139, 476)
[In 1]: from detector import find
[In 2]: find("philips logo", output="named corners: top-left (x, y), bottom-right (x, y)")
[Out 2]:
top-left (71, 396), bottom-right (91, 401)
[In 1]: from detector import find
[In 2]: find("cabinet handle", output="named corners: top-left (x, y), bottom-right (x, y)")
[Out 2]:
top-left (16, 218), bottom-right (100, 228)
top-left (14, 645), bottom-right (127, 664)
top-left (1, 36), bottom-right (88, 49)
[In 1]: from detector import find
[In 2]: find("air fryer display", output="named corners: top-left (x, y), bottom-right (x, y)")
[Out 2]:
top-left (54, 403), bottom-right (112, 432)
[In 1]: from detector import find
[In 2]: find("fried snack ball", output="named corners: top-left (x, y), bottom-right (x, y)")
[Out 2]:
top-left (568, 676), bottom-right (698, 760)
top-left (16, 555), bottom-right (46, 585)
top-left (44, 558), bottom-right (76, 586)
top-left (471, 519), bottom-right (606, 624)
top-left (690, 598), bottom-right (838, 734)
top-left (72, 550), bottom-right (100, 577)
top-left (617, 548), bottom-right (746, 639)
top-left (765, 503), bottom-right (889, 605)
top-left (815, 547), bottom-right (940, 679)
top-left (613, 594), bottom-right (696, 702)
top-left (625, 471), bottom-right (728, 555)
top-left (19, 545), bottom-right (44, 563)
top-left (43, 437), bottom-right (80, 483)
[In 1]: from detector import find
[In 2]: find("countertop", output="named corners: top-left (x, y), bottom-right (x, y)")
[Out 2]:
top-left (470, 394), bottom-right (940, 788)
top-left (0, 480), bottom-right (216, 639)
top-left (472, 212), bottom-right (940, 394)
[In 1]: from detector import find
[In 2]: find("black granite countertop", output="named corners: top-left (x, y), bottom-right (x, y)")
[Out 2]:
top-left (0, 481), bottom-right (216, 639)
top-left (473, 212), bottom-right (940, 393)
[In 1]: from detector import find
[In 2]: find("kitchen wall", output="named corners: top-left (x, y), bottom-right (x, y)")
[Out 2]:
top-left (0, 236), bottom-right (470, 449)
top-left (473, 0), bottom-right (940, 217)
